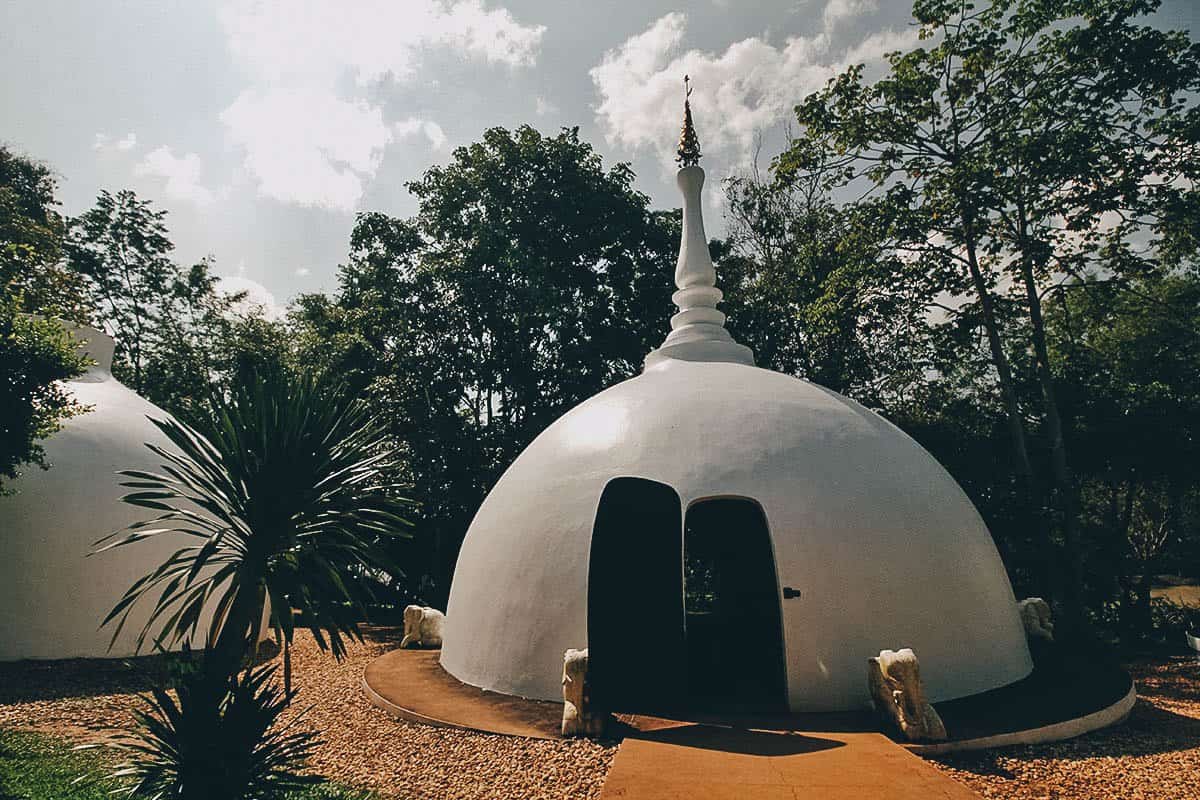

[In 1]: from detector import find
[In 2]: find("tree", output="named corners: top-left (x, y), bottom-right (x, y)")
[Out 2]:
top-left (722, 151), bottom-right (934, 406)
top-left (97, 370), bottom-right (411, 799)
top-left (0, 309), bottom-right (86, 493)
top-left (981, 0), bottom-right (1200, 627)
top-left (0, 146), bottom-right (88, 493)
top-left (780, 0), bottom-right (1200, 630)
top-left (304, 126), bottom-right (678, 595)
top-left (66, 189), bottom-right (241, 408)
top-left (0, 145), bottom-right (91, 319)
top-left (210, 312), bottom-right (297, 393)
top-left (98, 370), bottom-right (411, 680)
top-left (138, 258), bottom-right (246, 416)
top-left (1049, 269), bottom-right (1200, 638)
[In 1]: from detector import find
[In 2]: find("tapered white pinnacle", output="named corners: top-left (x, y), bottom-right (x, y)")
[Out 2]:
top-left (645, 85), bottom-right (754, 369)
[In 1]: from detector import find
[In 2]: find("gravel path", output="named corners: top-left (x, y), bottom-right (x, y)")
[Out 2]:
top-left (1, 632), bottom-right (1197, 799)
top-left (280, 628), bottom-right (615, 799)
top-left (930, 657), bottom-right (1200, 799)
top-left (0, 628), bottom-right (616, 799)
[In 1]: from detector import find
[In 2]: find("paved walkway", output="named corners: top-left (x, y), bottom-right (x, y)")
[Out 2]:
top-left (599, 724), bottom-right (981, 799)
top-left (362, 648), bottom-right (562, 739)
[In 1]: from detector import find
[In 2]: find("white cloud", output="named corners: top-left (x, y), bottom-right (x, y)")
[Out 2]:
top-left (294, 267), bottom-right (311, 277)
top-left (220, 0), bottom-right (545, 86)
top-left (134, 146), bottom-right (215, 207)
top-left (394, 117), bottom-right (449, 151)
top-left (218, 0), bottom-right (544, 210)
top-left (221, 87), bottom-right (394, 211)
top-left (823, 0), bottom-right (877, 29)
top-left (590, 4), bottom-right (916, 166)
top-left (93, 131), bottom-right (138, 152)
top-left (423, 121), bottom-right (448, 150)
top-left (217, 274), bottom-right (285, 320)
top-left (534, 96), bottom-right (557, 116)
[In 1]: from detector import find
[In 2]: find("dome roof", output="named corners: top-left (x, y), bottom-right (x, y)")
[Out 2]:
top-left (440, 360), bottom-right (1031, 711)
top-left (0, 325), bottom-right (205, 660)
top-left (442, 93), bottom-right (1029, 712)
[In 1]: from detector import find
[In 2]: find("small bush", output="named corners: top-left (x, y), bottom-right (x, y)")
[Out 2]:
top-left (110, 662), bottom-right (320, 800)
top-left (1152, 598), bottom-right (1200, 640)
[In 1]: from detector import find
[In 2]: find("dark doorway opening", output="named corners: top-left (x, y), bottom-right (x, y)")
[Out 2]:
top-left (588, 477), bottom-right (685, 713)
top-left (684, 498), bottom-right (787, 712)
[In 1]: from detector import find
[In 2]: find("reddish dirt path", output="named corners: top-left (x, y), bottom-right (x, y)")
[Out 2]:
top-left (600, 726), bottom-right (980, 799)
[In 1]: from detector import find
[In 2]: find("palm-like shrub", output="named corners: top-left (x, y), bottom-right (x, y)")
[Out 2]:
top-left (110, 662), bottom-right (320, 800)
top-left (94, 371), bottom-right (410, 798)
top-left (97, 370), bottom-right (411, 677)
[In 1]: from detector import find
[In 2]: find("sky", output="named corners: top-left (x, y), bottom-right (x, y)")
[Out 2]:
top-left (3, 0), bottom-right (1196, 315)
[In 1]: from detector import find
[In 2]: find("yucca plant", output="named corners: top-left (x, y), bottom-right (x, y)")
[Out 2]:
top-left (92, 370), bottom-right (410, 798)
top-left (108, 661), bottom-right (320, 800)
top-left (96, 368), bottom-right (412, 690)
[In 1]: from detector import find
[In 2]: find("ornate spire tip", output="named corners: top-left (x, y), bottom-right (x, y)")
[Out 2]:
top-left (676, 75), bottom-right (701, 168)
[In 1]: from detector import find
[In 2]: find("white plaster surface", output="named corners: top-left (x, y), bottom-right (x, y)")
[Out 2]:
top-left (440, 358), bottom-right (1033, 711)
top-left (0, 325), bottom-right (213, 660)
top-left (645, 166), bottom-right (753, 368)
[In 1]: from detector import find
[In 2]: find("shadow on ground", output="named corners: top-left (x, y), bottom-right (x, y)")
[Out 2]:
top-left (932, 697), bottom-right (1200, 777)
top-left (359, 625), bottom-right (406, 649)
top-left (0, 641), bottom-right (281, 705)
top-left (624, 723), bottom-right (846, 756)
top-left (1128, 656), bottom-right (1200, 703)
top-left (0, 657), bottom-right (166, 704)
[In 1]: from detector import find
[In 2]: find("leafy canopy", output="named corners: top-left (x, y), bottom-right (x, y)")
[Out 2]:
top-left (66, 188), bottom-right (244, 408)
top-left (0, 146), bottom-right (87, 493)
top-left (300, 125), bottom-right (678, 595)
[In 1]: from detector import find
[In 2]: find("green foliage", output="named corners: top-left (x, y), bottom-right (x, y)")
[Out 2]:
top-left (65, 189), bottom-right (242, 409)
top-left (61, 186), bottom-right (302, 421)
top-left (0, 309), bottom-right (87, 492)
top-left (97, 370), bottom-right (409, 798)
top-left (0, 729), bottom-right (115, 800)
top-left (212, 312), bottom-right (299, 395)
top-left (0, 146), bottom-right (90, 494)
top-left (773, 0), bottom-right (1200, 629)
top-left (0, 145), bottom-right (91, 318)
top-left (1052, 272), bottom-right (1200, 489)
top-left (1092, 596), bottom-right (1200, 646)
top-left (97, 369), bottom-right (412, 670)
top-left (1151, 598), bottom-right (1200, 639)
top-left (300, 125), bottom-right (677, 595)
top-left (0, 728), bottom-right (373, 800)
top-left (723, 161), bottom-right (933, 404)
top-left (109, 662), bottom-right (320, 800)
top-left (1049, 270), bottom-right (1200, 634)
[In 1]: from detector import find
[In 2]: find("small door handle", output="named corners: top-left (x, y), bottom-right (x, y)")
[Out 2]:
top-left (782, 586), bottom-right (801, 600)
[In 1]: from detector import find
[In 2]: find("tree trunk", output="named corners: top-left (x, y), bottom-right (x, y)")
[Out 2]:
top-left (959, 213), bottom-right (1052, 596)
top-left (284, 638), bottom-right (292, 697)
top-left (1013, 205), bottom-right (1086, 636)
top-left (1115, 482), bottom-right (1139, 641)
top-left (208, 568), bottom-right (265, 681)
top-left (1133, 571), bottom-right (1154, 641)
top-left (963, 240), bottom-right (1035, 488)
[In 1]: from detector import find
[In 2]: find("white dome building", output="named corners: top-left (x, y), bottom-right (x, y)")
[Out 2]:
top-left (440, 99), bottom-right (1031, 713)
top-left (0, 325), bottom-right (208, 661)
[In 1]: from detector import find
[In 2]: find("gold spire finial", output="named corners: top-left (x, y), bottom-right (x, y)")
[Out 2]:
top-left (676, 75), bottom-right (701, 167)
